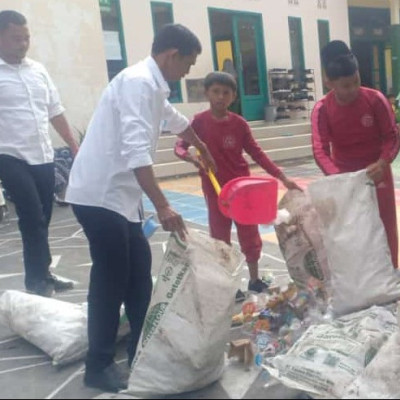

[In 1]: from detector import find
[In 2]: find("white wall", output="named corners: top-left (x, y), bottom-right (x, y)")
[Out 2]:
top-left (0, 0), bottom-right (109, 145)
top-left (121, 0), bottom-right (350, 117)
top-left (0, 0), bottom-right (351, 133)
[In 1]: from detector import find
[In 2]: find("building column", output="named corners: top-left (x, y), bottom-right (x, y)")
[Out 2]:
top-left (390, 0), bottom-right (400, 94)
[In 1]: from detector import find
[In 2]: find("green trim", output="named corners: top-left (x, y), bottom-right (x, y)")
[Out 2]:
top-left (208, 7), bottom-right (268, 120)
top-left (288, 17), bottom-right (305, 73)
top-left (150, 2), bottom-right (182, 103)
top-left (150, 1), bottom-right (174, 33)
top-left (255, 14), bottom-right (269, 105)
top-left (115, 0), bottom-right (127, 68)
top-left (317, 19), bottom-right (330, 94)
top-left (373, 42), bottom-right (387, 93)
top-left (208, 6), bottom-right (262, 18)
top-left (208, 8), bottom-right (219, 71)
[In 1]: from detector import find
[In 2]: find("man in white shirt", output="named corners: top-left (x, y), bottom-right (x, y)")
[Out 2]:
top-left (66, 24), bottom-right (215, 392)
top-left (0, 11), bottom-right (79, 297)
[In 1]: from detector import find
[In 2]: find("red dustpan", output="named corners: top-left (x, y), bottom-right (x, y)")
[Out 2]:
top-left (207, 171), bottom-right (278, 225)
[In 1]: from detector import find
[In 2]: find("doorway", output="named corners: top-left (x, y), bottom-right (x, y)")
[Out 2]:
top-left (352, 41), bottom-right (387, 93)
top-left (208, 9), bottom-right (268, 121)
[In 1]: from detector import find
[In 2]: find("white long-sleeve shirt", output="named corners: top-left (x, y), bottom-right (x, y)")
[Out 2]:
top-left (66, 57), bottom-right (189, 222)
top-left (0, 57), bottom-right (65, 164)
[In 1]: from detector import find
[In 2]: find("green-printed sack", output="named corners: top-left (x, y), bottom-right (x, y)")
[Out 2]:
top-left (128, 229), bottom-right (241, 397)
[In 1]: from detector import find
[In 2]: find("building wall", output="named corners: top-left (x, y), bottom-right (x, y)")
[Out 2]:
top-left (120, 0), bottom-right (350, 117)
top-left (0, 0), bottom-right (350, 143)
top-left (0, 0), bottom-right (109, 146)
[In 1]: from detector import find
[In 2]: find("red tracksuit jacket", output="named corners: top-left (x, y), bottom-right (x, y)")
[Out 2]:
top-left (175, 110), bottom-right (282, 263)
top-left (311, 86), bottom-right (400, 268)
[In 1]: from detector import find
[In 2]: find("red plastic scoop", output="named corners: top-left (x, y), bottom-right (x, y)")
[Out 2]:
top-left (207, 170), bottom-right (278, 225)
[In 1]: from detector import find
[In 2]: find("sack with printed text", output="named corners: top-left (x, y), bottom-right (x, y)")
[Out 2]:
top-left (265, 306), bottom-right (398, 399)
top-left (275, 190), bottom-right (331, 305)
top-left (128, 229), bottom-right (242, 397)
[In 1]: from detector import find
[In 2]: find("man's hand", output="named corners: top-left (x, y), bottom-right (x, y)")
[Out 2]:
top-left (177, 126), bottom-right (216, 173)
top-left (70, 142), bottom-right (79, 157)
top-left (197, 142), bottom-right (216, 173)
top-left (185, 152), bottom-right (203, 170)
top-left (367, 159), bottom-right (388, 184)
top-left (157, 205), bottom-right (187, 241)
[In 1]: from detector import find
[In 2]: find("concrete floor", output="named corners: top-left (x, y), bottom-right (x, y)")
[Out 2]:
top-left (0, 155), bottom-right (399, 399)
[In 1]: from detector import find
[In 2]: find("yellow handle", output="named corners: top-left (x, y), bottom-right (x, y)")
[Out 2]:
top-left (196, 150), bottom-right (221, 195)
top-left (207, 170), bottom-right (221, 195)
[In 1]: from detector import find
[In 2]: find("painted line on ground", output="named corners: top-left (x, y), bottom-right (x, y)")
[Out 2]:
top-left (0, 355), bottom-right (48, 362)
top-left (45, 364), bottom-right (85, 399)
top-left (50, 255), bottom-right (61, 269)
top-left (0, 337), bottom-right (20, 345)
top-left (0, 273), bottom-right (23, 280)
top-left (0, 361), bottom-right (51, 375)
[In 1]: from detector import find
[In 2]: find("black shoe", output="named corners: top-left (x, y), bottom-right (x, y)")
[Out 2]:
top-left (235, 289), bottom-right (246, 303)
top-left (248, 279), bottom-right (268, 293)
top-left (84, 363), bottom-right (128, 393)
top-left (49, 275), bottom-right (74, 292)
top-left (26, 280), bottom-right (55, 298)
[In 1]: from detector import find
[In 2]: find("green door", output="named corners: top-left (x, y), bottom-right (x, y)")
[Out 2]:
top-left (233, 15), bottom-right (268, 121)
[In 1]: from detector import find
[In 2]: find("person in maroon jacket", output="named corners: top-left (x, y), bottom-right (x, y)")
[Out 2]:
top-left (312, 40), bottom-right (400, 268)
top-left (175, 71), bottom-right (300, 295)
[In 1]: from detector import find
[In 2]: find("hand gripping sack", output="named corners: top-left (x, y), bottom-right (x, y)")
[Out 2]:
top-left (308, 170), bottom-right (400, 316)
top-left (128, 229), bottom-right (242, 397)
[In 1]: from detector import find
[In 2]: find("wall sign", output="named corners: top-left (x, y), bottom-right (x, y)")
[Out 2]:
top-left (288, 0), bottom-right (299, 5)
top-left (318, 0), bottom-right (327, 9)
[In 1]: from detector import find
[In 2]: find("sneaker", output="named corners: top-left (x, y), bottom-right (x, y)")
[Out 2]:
top-left (248, 279), bottom-right (268, 293)
top-left (26, 280), bottom-right (55, 298)
top-left (49, 275), bottom-right (74, 292)
top-left (84, 363), bottom-right (128, 393)
top-left (235, 289), bottom-right (246, 303)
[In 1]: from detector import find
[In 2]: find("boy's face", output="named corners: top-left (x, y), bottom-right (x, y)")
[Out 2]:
top-left (205, 83), bottom-right (236, 112)
top-left (326, 72), bottom-right (361, 105)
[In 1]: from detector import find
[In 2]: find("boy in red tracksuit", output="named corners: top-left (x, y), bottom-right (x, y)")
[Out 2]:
top-left (312, 40), bottom-right (400, 268)
top-left (175, 71), bottom-right (301, 293)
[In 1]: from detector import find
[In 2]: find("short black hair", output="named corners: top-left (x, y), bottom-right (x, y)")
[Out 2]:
top-left (0, 10), bottom-right (27, 32)
top-left (204, 71), bottom-right (237, 92)
top-left (321, 40), bottom-right (358, 81)
top-left (152, 24), bottom-right (202, 56)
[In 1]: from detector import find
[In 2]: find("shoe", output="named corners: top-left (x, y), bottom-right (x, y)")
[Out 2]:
top-left (26, 280), bottom-right (55, 298)
top-left (49, 275), bottom-right (74, 292)
top-left (84, 363), bottom-right (128, 393)
top-left (248, 279), bottom-right (269, 293)
top-left (235, 289), bottom-right (246, 303)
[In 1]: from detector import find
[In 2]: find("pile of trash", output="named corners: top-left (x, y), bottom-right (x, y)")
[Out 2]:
top-left (232, 280), bottom-right (330, 366)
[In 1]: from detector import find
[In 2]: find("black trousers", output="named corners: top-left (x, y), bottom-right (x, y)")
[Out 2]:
top-left (72, 205), bottom-right (152, 371)
top-left (0, 155), bottom-right (54, 288)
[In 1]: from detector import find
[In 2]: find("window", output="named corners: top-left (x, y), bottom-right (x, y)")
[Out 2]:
top-left (151, 2), bottom-right (183, 103)
top-left (99, 0), bottom-right (127, 81)
top-left (288, 17), bottom-right (305, 81)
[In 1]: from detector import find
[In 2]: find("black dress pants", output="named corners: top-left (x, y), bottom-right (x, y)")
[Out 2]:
top-left (72, 205), bottom-right (152, 371)
top-left (0, 155), bottom-right (54, 288)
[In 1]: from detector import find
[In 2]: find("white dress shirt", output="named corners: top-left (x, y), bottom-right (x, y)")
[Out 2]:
top-left (0, 57), bottom-right (65, 164)
top-left (66, 57), bottom-right (189, 222)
